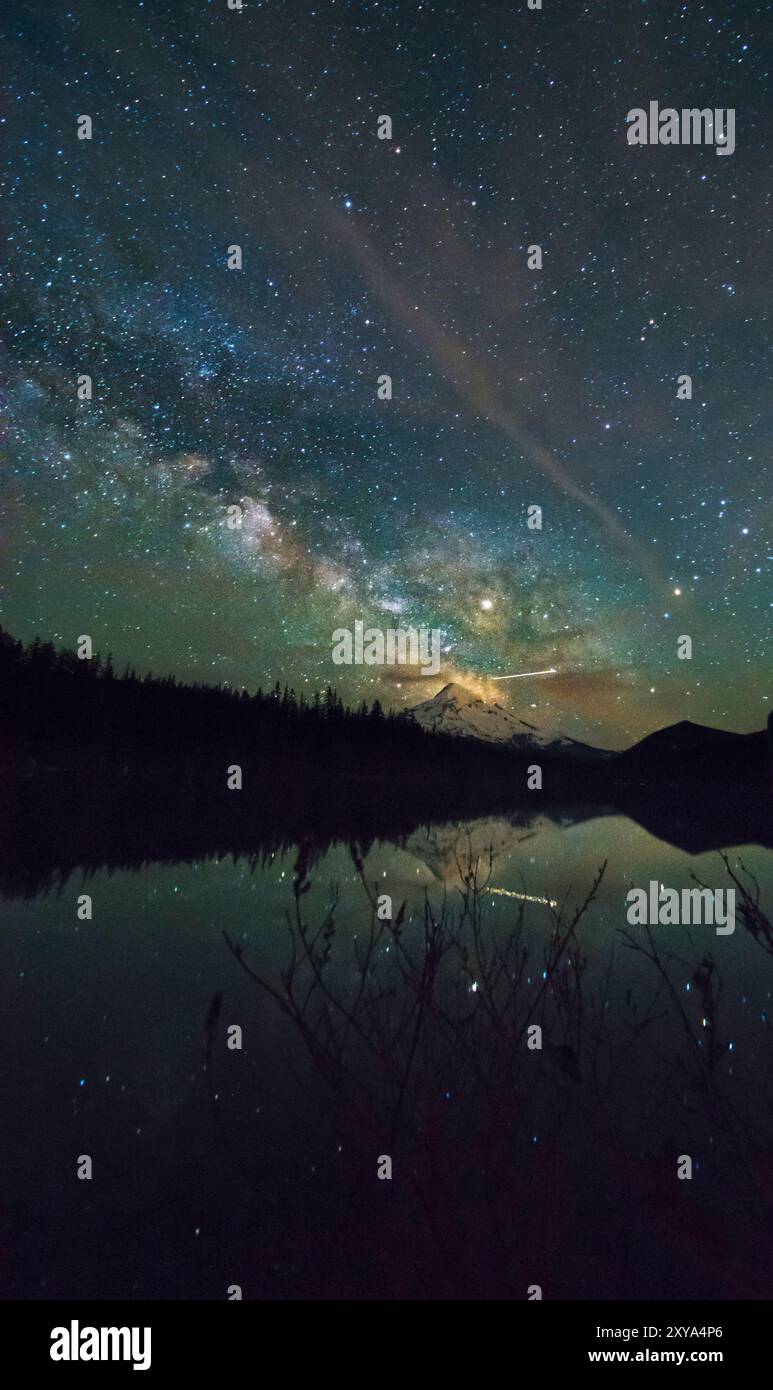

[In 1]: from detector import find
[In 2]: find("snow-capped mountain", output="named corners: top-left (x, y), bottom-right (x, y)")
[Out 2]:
top-left (406, 683), bottom-right (611, 760)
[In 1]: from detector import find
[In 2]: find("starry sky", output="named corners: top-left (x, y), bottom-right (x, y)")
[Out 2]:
top-left (1, 0), bottom-right (770, 748)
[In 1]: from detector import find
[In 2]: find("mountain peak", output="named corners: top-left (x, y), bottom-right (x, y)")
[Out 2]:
top-left (408, 685), bottom-right (610, 761)
top-left (429, 682), bottom-right (480, 707)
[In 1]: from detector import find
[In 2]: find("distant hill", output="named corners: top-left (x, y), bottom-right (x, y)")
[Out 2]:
top-left (617, 717), bottom-right (772, 785)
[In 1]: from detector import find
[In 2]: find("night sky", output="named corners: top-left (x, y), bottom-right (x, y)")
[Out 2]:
top-left (2, 0), bottom-right (770, 748)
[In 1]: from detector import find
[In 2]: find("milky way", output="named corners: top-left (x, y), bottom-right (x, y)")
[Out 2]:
top-left (1, 0), bottom-right (770, 746)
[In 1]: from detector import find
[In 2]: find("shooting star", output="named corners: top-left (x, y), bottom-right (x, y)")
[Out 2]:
top-left (490, 667), bottom-right (559, 681)
top-left (490, 888), bottom-right (559, 908)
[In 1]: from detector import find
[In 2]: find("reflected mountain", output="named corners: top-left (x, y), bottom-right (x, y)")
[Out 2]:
top-left (404, 810), bottom-right (613, 884)
top-left (3, 764), bottom-right (772, 899)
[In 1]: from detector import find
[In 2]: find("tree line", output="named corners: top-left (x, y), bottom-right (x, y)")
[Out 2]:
top-left (0, 626), bottom-right (523, 793)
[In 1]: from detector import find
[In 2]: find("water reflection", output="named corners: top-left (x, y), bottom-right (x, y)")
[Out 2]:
top-left (2, 765), bottom-right (772, 899)
top-left (1, 801), bottom-right (772, 1299)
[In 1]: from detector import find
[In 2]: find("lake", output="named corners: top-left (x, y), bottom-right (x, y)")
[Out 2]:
top-left (2, 804), bottom-right (772, 1299)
